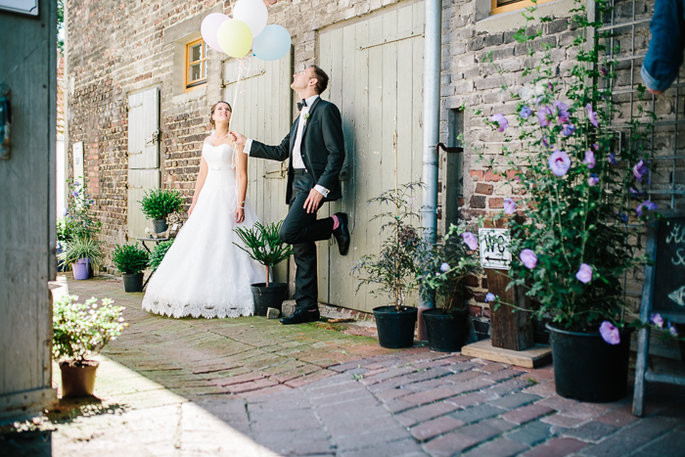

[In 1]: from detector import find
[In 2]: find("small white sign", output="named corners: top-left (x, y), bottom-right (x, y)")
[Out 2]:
top-left (479, 228), bottom-right (512, 270)
top-left (73, 141), bottom-right (84, 181)
top-left (0, 0), bottom-right (38, 16)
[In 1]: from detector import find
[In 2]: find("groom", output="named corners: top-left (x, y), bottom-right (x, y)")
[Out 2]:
top-left (234, 65), bottom-right (350, 324)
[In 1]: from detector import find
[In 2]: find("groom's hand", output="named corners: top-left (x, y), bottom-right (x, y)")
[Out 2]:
top-left (303, 188), bottom-right (324, 214)
top-left (231, 131), bottom-right (246, 147)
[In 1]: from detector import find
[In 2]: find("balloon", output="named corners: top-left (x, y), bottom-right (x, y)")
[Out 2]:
top-left (253, 25), bottom-right (291, 61)
top-left (217, 19), bottom-right (253, 58)
top-left (201, 13), bottom-right (230, 52)
top-left (232, 0), bottom-right (268, 38)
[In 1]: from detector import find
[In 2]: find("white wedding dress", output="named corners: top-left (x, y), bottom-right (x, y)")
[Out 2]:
top-left (142, 142), bottom-right (264, 318)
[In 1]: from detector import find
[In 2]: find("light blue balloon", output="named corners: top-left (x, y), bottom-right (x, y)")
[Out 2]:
top-left (253, 24), bottom-right (291, 61)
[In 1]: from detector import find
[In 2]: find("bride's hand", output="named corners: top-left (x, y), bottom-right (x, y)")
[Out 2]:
top-left (235, 207), bottom-right (245, 224)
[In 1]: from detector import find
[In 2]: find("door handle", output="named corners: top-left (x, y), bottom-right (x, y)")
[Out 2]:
top-left (0, 83), bottom-right (10, 160)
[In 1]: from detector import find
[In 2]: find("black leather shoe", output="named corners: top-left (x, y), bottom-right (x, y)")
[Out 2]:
top-left (280, 307), bottom-right (320, 325)
top-left (332, 212), bottom-right (350, 256)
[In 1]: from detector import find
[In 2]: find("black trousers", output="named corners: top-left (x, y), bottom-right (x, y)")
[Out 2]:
top-left (279, 171), bottom-right (335, 310)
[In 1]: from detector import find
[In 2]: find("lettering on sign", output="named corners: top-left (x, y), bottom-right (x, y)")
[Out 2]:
top-left (651, 216), bottom-right (685, 314)
top-left (478, 228), bottom-right (511, 270)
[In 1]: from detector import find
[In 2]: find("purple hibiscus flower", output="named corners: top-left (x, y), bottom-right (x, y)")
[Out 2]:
top-left (485, 292), bottom-right (496, 303)
top-left (586, 104), bottom-right (599, 127)
top-left (633, 160), bottom-right (648, 182)
top-left (538, 105), bottom-right (553, 127)
top-left (587, 174), bottom-right (599, 186)
top-left (520, 106), bottom-right (533, 119)
top-left (440, 262), bottom-right (450, 272)
top-left (553, 100), bottom-right (570, 123)
top-left (72, 190), bottom-right (79, 198)
top-left (503, 198), bottom-right (516, 215)
top-left (548, 150), bottom-right (571, 176)
top-left (519, 249), bottom-right (538, 270)
top-left (668, 323), bottom-right (679, 337)
top-left (461, 231), bottom-right (478, 251)
top-left (650, 313), bottom-right (664, 328)
top-left (608, 153), bottom-right (617, 165)
top-left (583, 150), bottom-right (596, 169)
top-left (541, 136), bottom-right (550, 148)
top-left (489, 113), bottom-right (509, 132)
top-left (575, 263), bottom-right (593, 283)
top-left (599, 321), bottom-right (621, 345)
top-left (636, 200), bottom-right (657, 217)
top-left (561, 124), bottom-right (576, 137)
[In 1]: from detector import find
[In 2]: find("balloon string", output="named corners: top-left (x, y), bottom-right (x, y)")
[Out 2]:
top-left (231, 57), bottom-right (248, 211)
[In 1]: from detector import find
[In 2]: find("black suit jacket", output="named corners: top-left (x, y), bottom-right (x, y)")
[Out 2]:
top-left (249, 97), bottom-right (345, 204)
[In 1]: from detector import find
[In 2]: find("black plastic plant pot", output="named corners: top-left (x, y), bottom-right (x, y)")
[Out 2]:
top-left (423, 308), bottom-right (469, 352)
top-left (152, 219), bottom-right (168, 234)
top-left (251, 282), bottom-right (288, 316)
top-left (123, 272), bottom-right (144, 292)
top-left (373, 305), bottom-right (418, 349)
top-left (547, 323), bottom-right (631, 403)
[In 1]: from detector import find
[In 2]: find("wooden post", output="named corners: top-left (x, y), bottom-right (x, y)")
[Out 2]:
top-left (481, 219), bottom-right (534, 351)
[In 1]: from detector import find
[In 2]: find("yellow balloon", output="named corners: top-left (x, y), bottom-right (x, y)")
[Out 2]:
top-left (217, 19), bottom-right (253, 58)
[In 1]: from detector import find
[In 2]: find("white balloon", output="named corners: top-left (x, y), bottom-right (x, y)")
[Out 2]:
top-left (233, 0), bottom-right (268, 38)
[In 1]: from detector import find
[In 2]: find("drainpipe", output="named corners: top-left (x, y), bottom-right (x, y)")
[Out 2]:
top-left (420, 0), bottom-right (442, 311)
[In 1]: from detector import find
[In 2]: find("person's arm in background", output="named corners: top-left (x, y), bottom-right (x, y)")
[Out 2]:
top-left (641, 0), bottom-right (685, 95)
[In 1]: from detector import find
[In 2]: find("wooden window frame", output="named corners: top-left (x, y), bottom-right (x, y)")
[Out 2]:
top-left (491, 0), bottom-right (554, 15)
top-left (184, 38), bottom-right (207, 91)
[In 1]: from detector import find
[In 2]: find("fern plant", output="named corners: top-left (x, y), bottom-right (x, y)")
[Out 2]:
top-left (233, 221), bottom-right (293, 287)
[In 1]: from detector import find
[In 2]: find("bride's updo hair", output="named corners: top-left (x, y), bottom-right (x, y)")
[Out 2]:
top-left (209, 101), bottom-right (232, 127)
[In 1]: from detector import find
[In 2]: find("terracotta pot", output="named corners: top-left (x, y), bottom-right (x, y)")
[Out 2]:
top-left (59, 360), bottom-right (99, 398)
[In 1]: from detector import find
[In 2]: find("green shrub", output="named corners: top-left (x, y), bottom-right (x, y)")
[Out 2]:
top-left (53, 295), bottom-right (127, 364)
top-left (59, 236), bottom-right (104, 269)
top-left (149, 239), bottom-right (174, 272)
top-left (112, 243), bottom-right (149, 274)
top-left (139, 188), bottom-right (184, 220)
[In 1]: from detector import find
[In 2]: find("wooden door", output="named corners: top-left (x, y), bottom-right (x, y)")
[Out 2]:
top-left (0, 1), bottom-right (57, 420)
top-left (222, 53), bottom-right (292, 282)
top-left (318, 0), bottom-right (425, 312)
top-left (127, 87), bottom-right (161, 238)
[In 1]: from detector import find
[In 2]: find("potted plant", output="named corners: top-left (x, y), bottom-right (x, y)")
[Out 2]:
top-left (61, 178), bottom-right (103, 277)
top-left (481, 1), bottom-right (656, 402)
top-left (139, 188), bottom-right (184, 234)
top-left (149, 239), bottom-right (174, 272)
top-left (233, 220), bottom-right (293, 316)
top-left (352, 182), bottom-right (422, 348)
top-left (56, 216), bottom-right (78, 272)
top-left (52, 294), bottom-right (127, 397)
top-left (416, 224), bottom-right (481, 352)
top-left (112, 243), bottom-right (149, 292)
top-left (59, 236), bottom-right (104, 280)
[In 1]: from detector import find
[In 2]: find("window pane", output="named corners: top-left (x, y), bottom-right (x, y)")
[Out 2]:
top-left (189, 63), bottom-right (201, 82)
top-left (190, 44), bottom-right (202, 62)
top-left (497, 0), bottom-right (521, 6)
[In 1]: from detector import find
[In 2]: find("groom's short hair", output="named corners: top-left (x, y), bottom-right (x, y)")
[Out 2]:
top-left (309, 65), bottom-right (329, 94)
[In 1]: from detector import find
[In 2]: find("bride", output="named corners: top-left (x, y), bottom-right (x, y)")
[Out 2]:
top-left (142, 101), bottom-right (264, 318)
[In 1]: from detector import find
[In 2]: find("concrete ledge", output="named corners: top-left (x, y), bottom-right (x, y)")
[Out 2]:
top-left (461, 338), bottom-right (552, 369)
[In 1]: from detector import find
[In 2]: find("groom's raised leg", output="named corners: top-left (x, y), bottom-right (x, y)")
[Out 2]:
top-left (279, 239), bottom-right (321, 325)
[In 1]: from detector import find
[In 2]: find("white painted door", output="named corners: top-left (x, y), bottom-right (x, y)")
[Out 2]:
top-left (127, 87), bottom-right (160, 238)
top-left (222, 53), bottom-right (292, 280)
top-left (319, 0), bottom-right (425, 312)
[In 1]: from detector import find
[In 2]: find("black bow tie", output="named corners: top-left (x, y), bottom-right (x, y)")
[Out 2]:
top-left (297, 99), bottom-right (307, 111)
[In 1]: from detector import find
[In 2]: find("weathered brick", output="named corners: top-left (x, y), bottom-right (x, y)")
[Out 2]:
top-left (409, 415), bottom-right (465, 442)
top-left (475, 182), bottom-right (494, 195)
top-left (520, 437), bottom-right (588, 457)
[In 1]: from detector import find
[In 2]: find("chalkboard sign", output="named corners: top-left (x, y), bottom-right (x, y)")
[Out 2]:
top-left (647, 214), bottom-right (685, 323)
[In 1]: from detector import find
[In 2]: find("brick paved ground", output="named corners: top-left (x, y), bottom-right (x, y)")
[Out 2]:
top-left (1, 276), bottom-right (684, 457)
